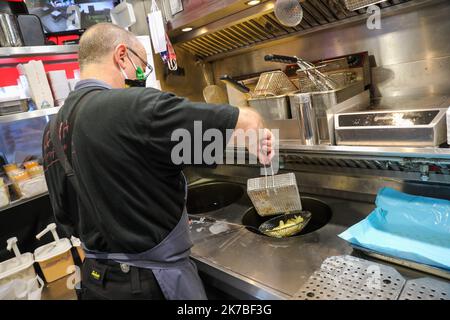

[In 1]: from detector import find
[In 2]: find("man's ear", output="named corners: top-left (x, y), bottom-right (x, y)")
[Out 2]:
top-left (114, 44), bottom-right (127, 69)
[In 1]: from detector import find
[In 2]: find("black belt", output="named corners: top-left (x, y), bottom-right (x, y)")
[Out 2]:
top-left (80, 258), bottom-right (165, 299)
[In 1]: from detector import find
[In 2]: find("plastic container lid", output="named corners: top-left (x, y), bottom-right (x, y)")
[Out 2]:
top-left (0, 252), bottom-right (34, 281)
top-left (70, 236), bottom-right (81, 247)
top-left (34, 238), bottom-right (72, 262)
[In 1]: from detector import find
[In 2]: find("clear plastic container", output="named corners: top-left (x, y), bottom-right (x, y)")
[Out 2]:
top-left (0, 238), bottom-right (37, 287)
top-left (6, 168), bottom-right (29, 199)
top-left (26, 165), bottom-right (44, 178)
top-left (17, 174), bottom-right (47, 198)
top-left (0, 178), bottom-right (10, 208)
top-left (23, 161), bottom-right (38, 170)
top-left (3, 163), bottom-right (18, 174)
top-left (0, 253), bottom-right (36, 286)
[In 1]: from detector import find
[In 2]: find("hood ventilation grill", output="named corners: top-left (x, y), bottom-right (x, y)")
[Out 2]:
top-left (175, 0), bottom-right (417, 61)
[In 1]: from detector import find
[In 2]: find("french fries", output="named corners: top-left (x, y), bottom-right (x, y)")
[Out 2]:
top-left (270, 215), bottom-right (304, 231)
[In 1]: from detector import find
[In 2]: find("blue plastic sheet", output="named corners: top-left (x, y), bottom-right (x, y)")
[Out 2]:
top-left (339, 187), bottom-right (450, 271)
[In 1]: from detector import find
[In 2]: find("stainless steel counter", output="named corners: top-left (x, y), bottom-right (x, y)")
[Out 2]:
top-left (40, 180), bottom-right (449, 300)
top-left (187, 180), bottom-right (450, 299)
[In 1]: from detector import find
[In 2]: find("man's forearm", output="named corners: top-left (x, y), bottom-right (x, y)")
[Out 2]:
top-left (228, 107), bottom-right (264, 151)
top-left (234, 106), bottom-right (265, 132)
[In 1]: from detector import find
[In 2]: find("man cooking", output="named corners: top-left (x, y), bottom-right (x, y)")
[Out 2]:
top-left (42, 23), bottom-right (273, 300)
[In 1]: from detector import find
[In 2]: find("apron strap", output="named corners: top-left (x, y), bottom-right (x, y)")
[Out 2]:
top-left (49, 89), bottom-right (102, 218)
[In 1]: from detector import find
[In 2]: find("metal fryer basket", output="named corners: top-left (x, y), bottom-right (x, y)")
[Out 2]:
top-left (247, 172), bottom-right (303, 217)
top-left (294, 71), bottom-right (357, 93)
top-left (254, 71), bottom-right (298, 97)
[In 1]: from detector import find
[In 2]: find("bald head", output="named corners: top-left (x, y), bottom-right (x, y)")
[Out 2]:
top-left (78, 23), bottom-right (143, 70)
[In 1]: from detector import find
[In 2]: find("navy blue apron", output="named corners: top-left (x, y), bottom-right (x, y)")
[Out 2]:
top-left (82, 176), bottom-right (207, 300)
top-left (50, 87), bottom-right (207, 300)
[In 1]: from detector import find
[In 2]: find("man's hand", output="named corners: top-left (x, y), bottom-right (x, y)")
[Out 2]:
top-left (258, 128), bottom-right (274, 165)
top-left (232, 107), bottom-right (275, 165)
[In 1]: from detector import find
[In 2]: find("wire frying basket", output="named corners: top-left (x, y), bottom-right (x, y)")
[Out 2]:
top-left (247, 170), bottom-right (302, 217)
top-left (264, 55), bottom-right (338, 92)
top-left (253, 71), bottom-right (298, 97)
top-left (294, 71), bottom-right (357, 92)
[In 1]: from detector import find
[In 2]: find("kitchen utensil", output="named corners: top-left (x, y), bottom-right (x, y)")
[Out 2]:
top-left (220, 74), bottom-right (253, 97)
top-left (315, 57), bottom-right (349, 73)
top-left (34, 224), bottom-right (74, 283)
top-left (202, 63), bottom-right (228, 104)
top-left (258, 211), bottom-right (311, 238)
top-left (289, 83), bottom-right (368, 145)
top-left (248, 95), bottom-right (292, 120)
top-left (265, 54), bottom-right (337, 91)
top-left (290, 93), bottom-right (319, 145)
top-left (220, 74), bottom-right (293, 120)
top-left (0, 13), bottom-right (23, 47)
top-left (253, 70), bottom-right (297, 97)
top-left (203, 86), bottom-right (228, 105)
top-left (295, 71), bottom-right (357, 92)
top-left (343, 0), bottom-right (388, 11)
top-left (335, 108), bottom-right (448, 147)
top-left (247, 170), bottom-right (303, 217)
top-left (222, 72), bottom-right (296, 98)
top-left (0, 237), bottom-right (36, 287)
top-left (274, 0), bottom-right (303, 27)
top-left (189, 211), bottom-right (311, 238)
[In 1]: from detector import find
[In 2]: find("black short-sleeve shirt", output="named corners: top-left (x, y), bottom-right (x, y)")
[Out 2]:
top-left (43, 84), bottom-right (239, 253)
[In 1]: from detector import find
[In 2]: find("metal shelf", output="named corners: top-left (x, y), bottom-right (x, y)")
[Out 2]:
top-left (0, 45), bottom-right (79, 58)
top-left (0, 107), bottom-right (60, 124)
top-left (279, 141), bottom-right (450, 161)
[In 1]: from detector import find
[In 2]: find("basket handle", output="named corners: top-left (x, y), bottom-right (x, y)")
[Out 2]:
top-left (220, 75), bottom-right (251, 93)
top-left (264, 54), bottom-right (299, 64)
top-left (263, 163), bottom-right (275, 192)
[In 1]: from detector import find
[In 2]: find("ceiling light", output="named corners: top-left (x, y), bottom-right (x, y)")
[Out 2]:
top-left (246, 0), bottom-right (261, 6)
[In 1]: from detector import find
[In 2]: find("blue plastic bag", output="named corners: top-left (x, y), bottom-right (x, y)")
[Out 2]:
top-left (338, 187), bottom-right (450, 270)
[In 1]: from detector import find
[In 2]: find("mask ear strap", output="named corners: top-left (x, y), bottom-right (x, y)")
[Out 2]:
top-left (128, 54), bottom-right (139, 70)
top-left (120, 66), bottom-right (129, 80)
top-left (113, 44), bottom-right (129, 80)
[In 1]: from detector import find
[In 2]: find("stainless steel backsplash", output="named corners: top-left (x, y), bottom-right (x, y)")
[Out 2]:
top-left (201, 0), bottom-right (450, 104)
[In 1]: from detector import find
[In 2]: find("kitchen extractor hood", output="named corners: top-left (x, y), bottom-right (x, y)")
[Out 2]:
top-left (168, 0), bottom-right (436, 61)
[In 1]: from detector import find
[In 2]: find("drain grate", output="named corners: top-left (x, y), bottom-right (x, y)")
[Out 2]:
top-left (294, 255), bottom-right (406, 300)
top-left (398, 278), bottom-right (450, 300)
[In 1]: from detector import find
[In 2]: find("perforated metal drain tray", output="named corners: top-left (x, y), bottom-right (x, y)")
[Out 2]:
top-left (399, 278), bottom-right (450, 300)
top-left (294, 255), bottom-right (406, 300)
top-left (293, 255), bottom-right (450, 300)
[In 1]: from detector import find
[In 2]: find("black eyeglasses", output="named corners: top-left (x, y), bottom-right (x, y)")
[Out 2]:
top-left (127, 47), bottom-right (154, 80)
